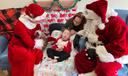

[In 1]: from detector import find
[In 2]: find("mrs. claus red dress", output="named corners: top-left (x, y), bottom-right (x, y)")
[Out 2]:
top-left (8, 19), bottom-right (43, 76)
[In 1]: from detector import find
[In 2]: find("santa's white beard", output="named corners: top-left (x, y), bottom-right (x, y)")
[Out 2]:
top-left (82, 19), bottom-right (100, 39)
top-left (84, 20), bottom-right (97, 33)
top-left (84, 18), bottom-right (102, 32)
top-left (77, 18), bottom-right (102, 45)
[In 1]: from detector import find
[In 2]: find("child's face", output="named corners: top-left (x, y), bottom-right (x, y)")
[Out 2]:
top-left (62, 29), bottom-right (70, 41)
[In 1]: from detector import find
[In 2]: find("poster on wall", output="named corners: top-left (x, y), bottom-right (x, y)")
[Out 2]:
top-left (40, 7), bottom-right (77, 34)
top-left (34, 0), bottom-right (79, 34)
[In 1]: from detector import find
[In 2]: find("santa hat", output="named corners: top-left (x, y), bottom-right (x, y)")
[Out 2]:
top-left (25, 3), bottom-right (47, 20)
top-left (86, 0), bottom-right (108, 30)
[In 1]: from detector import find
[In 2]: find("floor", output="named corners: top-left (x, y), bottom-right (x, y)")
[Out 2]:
top-left (0, 70), bottom-right (9, 76)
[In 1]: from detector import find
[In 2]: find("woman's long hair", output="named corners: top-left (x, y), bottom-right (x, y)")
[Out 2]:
top-left (69, 12), bottom-right (86, 29)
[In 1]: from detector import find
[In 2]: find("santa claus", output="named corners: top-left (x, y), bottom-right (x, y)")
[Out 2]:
top-left (75, 0), bottom-right (128, 76)
top-left (8, 3), bottom-right (47, 76)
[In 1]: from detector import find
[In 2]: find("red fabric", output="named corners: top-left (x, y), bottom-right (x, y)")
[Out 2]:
top-left (52, 44), bottom-right (58, 50)
top-left (127, 27), bottom-right (128, 51)
top-left (47, 36), bottom-right (56, 42)
top-left (95, 62), bottom-right (121, 76)
top-left (8, 20), bottom-right (43, 76)
top-left (51, 37), bottom-right (60, 49)
top-left (86, 0), bottom-right (107, 23)
top-left (75, 50), bottom-right (122, 76)
top-left (7, 8), bottom-right (16, 17)
top-left (51, 38), bottom-right (72, 54)
top-left (47, 36), bottom-right (58, 45)
top-left (12, 20), bottom-right (39, 48)
top-left (63, 41), bottom-right (72, 53)
top-left (25, 3), bottom-right (44, 17)
top-left (75, 50), bottom-right (97, 73)
top-left (96, 16), bottom-right (128, 58)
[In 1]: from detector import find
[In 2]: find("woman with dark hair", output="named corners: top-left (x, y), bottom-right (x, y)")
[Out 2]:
top-left (65, 12), bottom-right (86, 51)
top-left (65, 12), bottom-right (86, 36)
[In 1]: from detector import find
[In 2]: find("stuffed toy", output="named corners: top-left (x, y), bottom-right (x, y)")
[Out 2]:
top-left (74, 0), bottom-right (128, 76)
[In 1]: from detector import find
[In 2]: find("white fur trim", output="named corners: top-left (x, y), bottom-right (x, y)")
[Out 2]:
top-left (116, 55), bottom-right (128, 64)
top-left (96, 46), bottom-right (115, 62)
top-left (98, 23), bottom-right (105, 30)
top-left (34, 39), bottom-right (44, 50)
top-left (34, 12), bottom-right (47, 21)
top-left (79, 71), bottom-right (96, 76)
top-left (19, 14), bottom-right (36, 29)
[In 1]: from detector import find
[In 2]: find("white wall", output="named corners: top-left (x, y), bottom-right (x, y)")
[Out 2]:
top-left (76, 0), bottom-right (128, 12)
top-left (0, 0), bottom-right (32, 10)
top-left (0, 0), bottom-right (128, 10)
top-left (109, 0), bottom-right (128, 10)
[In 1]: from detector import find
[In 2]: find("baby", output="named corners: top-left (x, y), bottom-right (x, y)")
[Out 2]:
top-left (47, 29), bottom-right (72, 63)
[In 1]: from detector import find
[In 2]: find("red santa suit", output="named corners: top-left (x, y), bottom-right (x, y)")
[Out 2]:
top-left (75, 1), bottom-right (128, 76)
top-left (8, 4), bottom-right (46, 76)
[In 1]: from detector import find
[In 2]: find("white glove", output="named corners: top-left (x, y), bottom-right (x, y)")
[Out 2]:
top-left (96, 46), bottom-right (115, 62)
top-left (77, 30), bottom-right (85, 36)
top-left (34, 39), bottom-right (44, 49)
top-left (116, 55), bottom-right (128, 64)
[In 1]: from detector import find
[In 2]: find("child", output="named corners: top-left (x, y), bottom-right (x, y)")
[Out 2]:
top-left (47, 29), bottom-right (72, 63)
